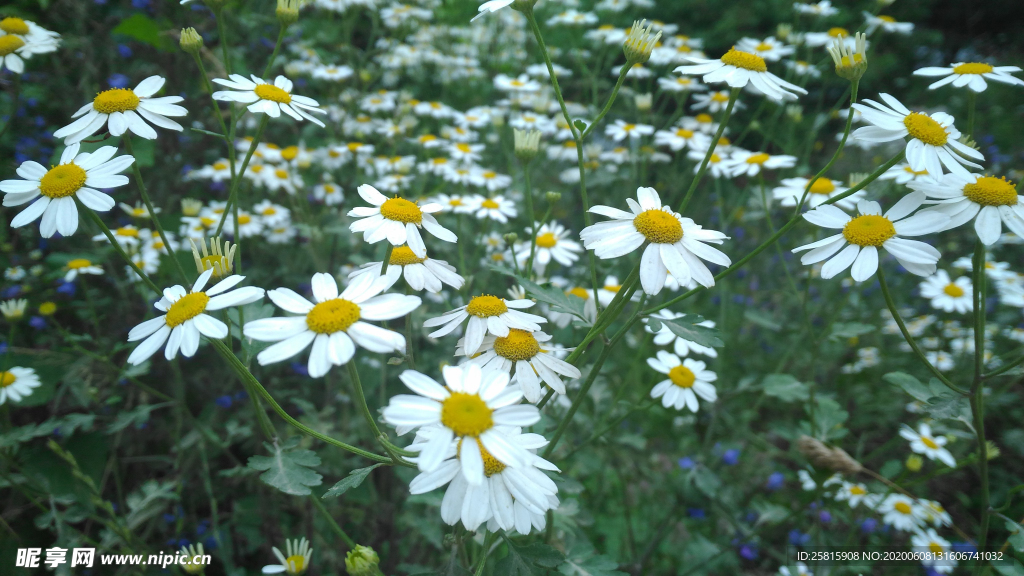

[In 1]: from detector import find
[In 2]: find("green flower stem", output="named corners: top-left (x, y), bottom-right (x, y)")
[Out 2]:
top-left (581, 63), bottom-right (630, 141)
top-left (263, 25), bottom-right (287, 79)
top-left (875, 267), bottom-right (968, 396)
top-left (190, 52), bottom-right (238, 180)
top-left (309, 494), bottom-right (356, 548)
top-left (967, 91), bottom-right (977, 140)
top-left (561, 397), bottom-right (657, 460)
top-left (380, 242), bottom-right (394, 277)
top-left (121, 134), bottom-right (189, 283)
top-left (793, 80), bottom-right (859, 216)
top-left (78, 199), bottom-right (161, 294)
top-left (981, 347), bottom-right (1024, 381)
top-left (473, 531), bottom-right (499, 576)
top-left (677, 87), bottom-right (740, 214)
top-left (522, 161), bottom-right (538, 277)
top-left (215, 115), bottom-right (269, 236)
top-left (0, 74), bottom-right (21, 142)
top-left (347, 359), bottom-right (414, 467)
top-left (644, 150), bottom-right (905, 315)
top-left (970, 241), bottom-right (991, 573)
top-left (213, 7), bottom-right (233, 75)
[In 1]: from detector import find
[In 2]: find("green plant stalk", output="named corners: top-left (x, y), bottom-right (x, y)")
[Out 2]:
top-left (191, 52), bottom-right (238, 181)
top-left (213, 7), bottom-right (233, 75)
top-left (522, 161), bottom-right (539, 277)
top-left (263, 25), bottom-right (288, 79)
top-left (981, 347), bottom-right (1024, 380)
top-left (380, 242), bottom-right (394, 277)
top-left (309, 494), bottom-right (356, 548)
top-left (677, 87), bottom-right (740, 214)
top-left (581, 63), bottom-right (630, 140)
top-left (215, 115), bottom-right (269, 235)
top-left (967, 91), bottom-right (977, 140)
top-left (793, 80), bottom-right (859, 216)
top-left (971, 241), bottom-right (991, 574)
top-left (347, 360), bottom-right (412, 466)
top-left (78, 199), bottom-right (162, 294)
top-left (473, 531), bottom-right (498, 576)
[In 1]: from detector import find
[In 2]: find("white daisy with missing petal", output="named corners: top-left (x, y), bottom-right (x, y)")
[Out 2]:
top-left (580, 187), bottom-right (731, 295)
top-left (792, 193), bottom-right (949, 282)
top-left (54, 76), bottom-right (187, 144)
top-left (1, 144), bottom-right (134, 238)
top-left (127, 269), bottom-right (265, 365)
top-left (382, 364), bottom-right (539, 485)
top-left (348, 184), bottom-right (456, 258)
top-left (423, 295), bottom-right (546, 355)
top-left (647, 351), bottom-right (718, 412)
top-left (908, 173), bottom-right (1024, 245)
top-left (243, 272), bottom-right (419, 378)
top-left (213, 74), bottom-right (326, 127)
top-left (457, 330), bottom-right (581, 403)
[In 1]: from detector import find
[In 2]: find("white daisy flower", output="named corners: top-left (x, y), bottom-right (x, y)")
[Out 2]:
top-left (772, 177), bottom-right (861, 210)
top-left (467, 195), bottom-right (517, 223)
top-left (724, 149), bottom-right (796, 177)
top-left (654, 126), bottom-right (711, 151)
top-left (792, 194), bottom-right (948, 282)
top-left (63, 258), bottom-right (104, 282)
top-left (920, 499), bottom-right (953, 528)
top-left (243, 272), bottom-right (419, 378)
top-left (911, 529), bottom-right (955, 574)
top-left (53, 76), bottom-right (186, 144)
top-left (432, 193), bottom-right (475, 214)
top-left (804, 27), bottom-right (858, 48)
top-left (833, 481), bottom-right (870, 507)
top-left (793, 1), bottom-right (838, 17)
top-left (312, 181), bottom-right (344, 205)
top-left (0, 25), bottom-right (57, 74)
top-left (382, 364), bottom-right (538, 485)
top-left (127, 269), bottom-right (265, 365)
top-left (254, 200), bottom-right (291, 227)
top-left (692, 90), bottom-right (747, 113)
top-left (657, 75), bottom-right (707, 93)
top-left (735, 36), bottom-right (795, 61)
top-left (581, 187), bottom-right (731, 295)
top-left (472, 0), bottom-right (516, 21)
top-left (349, 245), bottom-right (464, 294)
top-left (919, 270), bottom-right (972, 314)
top-left (646, 351), bottom-right (718, 412)
top-left (261, 537), bottom-right (312, 575)
top-left (347, 184), bottom-right (456, 258)
top-left (459, 330), bottom-right (582, 403)
top-left (523, 221), bottom-right (583, 273)
top-left (900, 423), bottom-right (956, 467)
top-left (0, 367), bottom-right (41, 405)
top-left (644, 311), bottom-right (718, 358)
top-left (863, 12), bottom-right (914, 35)
top-left (852, 93), bottom-right (983, 177)
top-left (477, 169), bottom-right (513, 192)
top-left (908, 173), bottom-right (1024, 245)
top-left (1, 144), bottom-right (134, 238)
top-left (213, 74), bottom-right (326, 127)
top-left (880, 162), bottom-right (933, 184)
top-left (605, 120), bottom-right (655, 141)
top-left (913, 62), bottom-right (1024, 92)
top-left (876, 494), bottom-right (927, 531)
top-left (676, 48), bottom-right (807, 101)
top-left (686, 147), bottom-right (732, 178)
top-left (493, 73), bottom-right (542, 92)
top-left (778, 563), bottom-right (813, 576)
top-left (423, 295), bottom-right (546, 356)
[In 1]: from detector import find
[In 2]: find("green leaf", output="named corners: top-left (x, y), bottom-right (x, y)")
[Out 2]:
top-left (762, 374), bottom-right (809, 402)
top-left (922, 394), bottom-right (970, 420)
top-left (879, 459), bottom-right (902, 479)
top-left (490, 266), bottom-right (589, 323)
top-left (0, 413), bottom-right (95, 449)
top-left (574, 119), bottom-right (588, 132)
top-left (828, 322), bottom-right (875, 340)
top-left (751, 500), bottom-right (789, 525)
top-left (689, 466), bottom-right (720, 497)
top-left (495, 540), bottom-right (564, 576)
top-left (322, 464), bottom-right (384, 499)
top-left (660, 314), bottom-right (723, 348)
top-left (125, 480), bottom-right (179, 529)
top-left (107, 403), bottom-right (172, 434)
top-left (883, 372), bottom-right (932, 402)
top-left (111, 14), bottom-right (173, 51)
top-left (743, 309), bottom-right (782, 331)
top-left (558, 541), bottom-right (627, 576)
top-left (436, 548), bottom-right (473, 576)
top-left (247, 438), bottom-right (323, 496)
top-left (994, 560), bottom-right (1024, 576)
top-left (811, 397), bottom-right (849, 440)
top-left (1002, 515), bottom-right (1024, 553)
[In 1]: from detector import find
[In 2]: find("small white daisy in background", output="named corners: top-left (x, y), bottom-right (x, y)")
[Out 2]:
top-left (900, 423), bottom-right (956, 467)
top-left (654, 125), bottom-right (710, 152)
top-left (605, 119), bottom-right (655, 141)
top-left (581, 187), bottom-right (731, 295)
top-left (911, 529), bottom-right (956, 574)
top-left (382, 364), bottom-right (538, 485)
top-left (804, 27), bottom-right (857, 48)
top-left (852, 93), bottom-right (983, 177)
top-left (0, 367), bottom-right (41, 405)
top-left (772, 176), bottom-right (861, 210)
top-left (493, 73), bottom-right (541, 93)
top-left (913, 62), bottom-right (1024, 92)
top-left (793, 194), bottom-right (948, 282)
top-left (793, 1), bottom-right (838, 17)
top-left (725, 149), bottom-right (796, 177)
top-left (644, 311), bottom-right (718, 358)
top-left (348, 184), bottom-right (456, 258)
top-left (926, 350), bottom-right (956, 371)
top-left (468, 195), bottom-right (517, 223)
top-left (0, 23), bottom-right (59, 74)
top-left (423, 294), bottom-right (546, 355)
top-left (735, 36), bottom-right (795, 61)
top-left (459, 330), bottom-right (582, 403)
top-left (523, 221), bottom-right (583, 273)
top-left (1, 144), bottom-right (134, 238)
top-left (118, 201), bottom-right (157, 219)
top-left (647, 351), bottom-right (718, 412)
top-left (880, 163), bottom-right (933, 184)
top-left (833, 481), bottom-right (870, 508)
top-left (919, 270), bottom-right (972, 313)
top-left (253, 200), bottom-right (291, 227)
top-left (311, 63), bottom-right (354, 82)
top-left (657, 75), bottom-right (707, 93)
top-left (909, 173), bottom-right (1024, 245)
top-left (676, 47), bottom-right (807, 101)
top-left (785, 60), bottom-right (822, 78)
top-left (863, 12), bottom-right (914, 35)
top-left (261, 537), bottom-right (312, 575)
top-left (692, 90), bottom-right (747, 113)
top-left (349, 245), bottom-right (463, 294)
top-left (127, 269), bottom-right (265, 365)
top-left (876, 494), bottom-right (927, 531)
top-left (213, 74), bottom-right (326, 127)
top-left (778, 563), bottom-right (813, 576)
top-left (63, 258), bottom-right (104, 282)
top-left (243, 272), bottom-right (419, 378)
top-left (54, 76), bottom-right (186, 144)
top-left (921, 499), bottom-right (953, 528)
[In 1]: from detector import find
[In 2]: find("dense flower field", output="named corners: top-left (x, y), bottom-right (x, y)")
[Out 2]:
top-left (1, 0), bottom-right (1023, 574)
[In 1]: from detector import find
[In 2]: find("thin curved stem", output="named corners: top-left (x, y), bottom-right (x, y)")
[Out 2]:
top-left (970, 240), bottom-right (991, 573)
top-left (262, 25), bottom-right (287, 79)
top-left (215, 115), bottom-right (268, 235)
top-left (78, 200), bottom-right (160, 294)
top-left (677, 88), bottom-right (739, 214)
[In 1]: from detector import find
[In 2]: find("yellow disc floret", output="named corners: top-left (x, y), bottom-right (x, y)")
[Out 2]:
top-left (481, 198), bottom-right (500, 210)
top-left (0, 17), bottom-right (30, 35)
top-left (720, 48), bottom-right (767, 72)
top-left (633, 209), bottom-right (683, 244)
top-left (921, 436), bottom-right (939, 449)
top-left (493, 329), bottom-right (541, 362)
top-left (963, 176), bottom-right (1017, 206)
top-left (305, 299), bottom-right (361, 334)
top-left (455, 438), bottom-right (507, 476)
top-left (668, 364), bottom-right (696, 388)
top-left (466, 295), bottom-right (508, 318)
top-left (828, 27), bottom-right (849, 37)
top-left (809, 178), bottom-right (836, 195)
top-left (894, 501), bottom-right (912, 515)
top-left (535, 232), bottom-right (558, 248)
top-left (943, 284), bottom-right (965, 298)
top-left (842, 215), bottom-right (896, 247)
top-left (0, 371), bottom-right (16, 387)
top-left (567, 287), bottom-right (590, 300)
top-left (440, 392), bottom-right (494, 437)
top-left (379, 197), bottom-right (423, 224)
top-left (389, 245), bottom-right (426, 266)
top-left (903, 113), bottom-right (948, 146)
top-left (285, 555), bottom-right (306, 574)
top-left (66, 258), bottom-right (93, 269)
top-left (0, 34), bottom-right (24, 56)
top-left (952, 62), bottom-right (994, 75)
top-left (40, 164), bottom-right (87, 199)
top-left (745, 153), bottom-right (770, 165)
top-left (92, 88), bottom-right (141, 114)
top-left (254, 83), bottom-right (292, 104)
top-left (165, 292), bottom-right (211, 328)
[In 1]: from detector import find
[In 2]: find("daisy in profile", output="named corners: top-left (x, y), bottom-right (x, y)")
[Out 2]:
top-left (900, 423), bottom-right (956, 467)
top-left (459, 329), bottom-right (582, 403)
top-left (605, 120), bottom-right (655, 141)
top-left (833, 482), bottom-right (870, 508)
top-left (773, 177), bottom-right (861, 210)
top-left (725, 149), bottom-right (796, 177)
top-left (524, 221), bottom-right (583, 272)
top-left (735, 36), bottom-right (795, 61)
top-left (407, 426), bottom-right (559, 534)
top-left (676, 47), bottom-right (807, 101)
top-left (793, 1), bottom-right (838, 17)
top-left (919, 270), bottom-right (972, 313)
top-left (793, 194), bottom-right (948, 281)
top-left (424, 295), bottom-right (546, 355)
top-left (644, 311), bottom-right (718, 358)
top-left (54, 76), bottom-right (186, 144)
top-left (908, 173), bottom-right (1024, 244)
top-left (468, 195), bottom-right (517, 223)
top-left (382, 365), bottom-right (538, 485)
top-left (261, 537), bottom-right (312, 575)
top-left (349, 245), bottom-right (464, 294)
top-left (243, 272), bottom-right (419, 378)
top-left (213, 75), bottom-right (326, 127)
top-left (913, 62), bottom-right (1024, 92)
top-left (646, 351), bottom-right (718, 412)
top-left (863, 12), bottom-right (914, 35)
top-left (348, 185), bottom-right (455, 258)
top-left (581, 187), bottom-right (731, 295)
top-left (1, 144), bottom-right (134, 238)
top-left (881, 163), bottom-right (932, 184)
top-left (0, 367), bottom-right (41, 405)
top-left (877, 494), bottom-right (926, 531)
top-left (472, 0), bottom-right (517, 22)
top-left (63, 258), bottom-right (104, 282)
top-left (127, 269), bottom-right (265, 365)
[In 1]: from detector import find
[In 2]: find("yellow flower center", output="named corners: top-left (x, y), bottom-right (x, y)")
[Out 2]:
top-left (943, 283), bottom-right (965, 297)
top-left (306, 299), bottom-right (360, 334)
top-left (285, 555), bottom-right (306, 574)
top-left (840, 53), bottom-right (865, 67)
top-left (481, 199), bottom-right (500, 209)
top-left (275, 169), bottom-right (289, 179)
top-left (262, 207), bottom-right (277, 215)
top-left (567, 287), bottom-right (589, 300)
top-left (720, 48), bottom-right (767, 72)
top-left (754, 42), bottom-right (772, 51)
top-left (116, 227), bottom-right (139, 237)
top-left (67, 258), bottom-right (93, 269)
top-left (482, 171), bottom-right (497, 179)
top-left (40, 164), bottom-right (87, 199)
top-left (668, 365), bottom-right (696, 388)
top-left (828, 27), bottom-right (849, 37)
top-left (929, 543), bottom-right (944, 555)
top-left (0, 17), bottom-right (30, 35)
top-left (842, 214), bottom-right (896, 247)
top-left (440, 392), bottom-right (493, 437)
top-left (952, 62), bottom-right (994, 75)
top-left (696, 113), bottom-right (713, 124)
top-left (904, 166), bottom-right (929, 175)
top-left (809, 178), bottom-right (836, 195)
top-left (282, 146), bottom-right (299, 160)
top-left (921, 436), bottom-right (939, 449)
top-left (237, 214), bottom-right (251, 225)
top-left (0, 371), bottom-right (16, 387)
top-left (92, 88), bottom-right (141, 114)
top-left (878, 15), bottom-right (896, 23)
top-left (389, 245), bottom-right (426, 266)
top-left (201, 255), bottom-right (230, 277)
top-left (710, 153), bottom-right (722, 163)
top-left (0, 34), bottom-right (24, 56)
top-left (493, 329), bottom-right (541, 362)
top-left (894, 501), bottom-right (912, 515)
top-left (711, 93), bottom-right (730, 103)
top-left (254, 83), bottom-right (292, 104)
top-left (535, 232), bottom-right (558, 248)
top-left (379, 197), bottom-right (422, 224)
top-left (850, 486), bottom-right (866, 495)
top-left (963, 176), bottom-right (1017, 206)
top-left (675, 129), bottom-right (694, 138)
top-left (903, 113), bottom-right (948, 146)
top-left (633, 209), bottom-right (683, 244)
top-left (746, 153), bottom-right (771, 165)
top-left (165, 292), bottom-right (211, 328)
top-left (604, 284), bottom-right (622, 293)
top-left (466, 295), bottom-right (508, 318)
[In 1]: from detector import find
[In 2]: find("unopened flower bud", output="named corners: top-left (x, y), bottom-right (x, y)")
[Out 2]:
top-left (180, 27), bottom-right (204, 55)
top-left (635, 93), bottom-right (653, 112)
top-left (513, 129), bottom-right (541, 163)
top-left (777, 23), bottom-right (792, 41)
top-left (503, 233), bottom-right (519, 244)
top-left (623, 19), bottom-right (662, 65)
top-left (276, 0), bottom-right (301, 26)
top-left (827, 32), bottom-right (867, 82)
top-left (905, 454), bottom-right (923, 472)
top-left (345, 545), bottom-right (381, 576)
top-left (182, 198), bottom-right (203, 216)
top-left (545, 191), bottom-right (561, 204)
